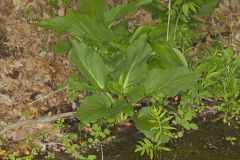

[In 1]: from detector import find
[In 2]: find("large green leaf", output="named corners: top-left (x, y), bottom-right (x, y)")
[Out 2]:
top-left (110, 100), bottom-right (133, 118)
top-left (129, 25), bottom-right (155, 43)
top-left (77, 0), bottom-right (108, 21)
top-left (40, 4), bottom-right (115, 46)
top-left (69, 40), bottom-right (109, 90)
top-left (143, 1), bottom-right (168, 21)
top-left (104, 0), bottom-right (153, 26)
top-left (40, 0), bottom-right (152, 48)
top-left (65, 10), bottom-right (114, 44)
top-left (114, 34), bottom-right (152, 92)
top-left (75, 94), bottom-right (133, 123)
top-left (112, 21), bottom-right (131, 42)
top-left (144, 67), bottom-right (198, 96)
top-left (75, 94), bottom-right (112, 123)
top-left (194, 0), bottom-right (219, 15)
top-left (124, 86), bottom-right (145, 104)
top-left (134, 107), bottom-right (171, 143)
top-left (148, 24), bottom-right (170, 43)
top-left (151, 44), bottom-right (184, 69)
top-left (39, 16), bottom-right (69, 34)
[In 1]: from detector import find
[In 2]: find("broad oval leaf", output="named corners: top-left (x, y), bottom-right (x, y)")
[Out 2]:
top-left (40, 6), bottom-right (115, 47)
top-left (77, 0), bottom-right (108, 21)
top-left (75, 94), bottom-right (112, 123)
top-left (114, 34), bottom-right (152, 92)
top-left (124, 86), bottom-right (145, 104)
top-left (66, 10), bottom-right (114, 44)
top-left (152, 44), bottom-right (184, 69)
top-left (69, 40), bottom-right (109, 90)
top-left (39, 16), bottom-right (69, 34)
top-left (196, 0), bottom-right (219, 15)
top-left (129, 25), bottom-right (155, 43)
top-left (144, 67), bottom-right (199, 96)
top-left (75, 94), bottom-right (133, 123)
top-left (110, 100), bottom-right (133, 118)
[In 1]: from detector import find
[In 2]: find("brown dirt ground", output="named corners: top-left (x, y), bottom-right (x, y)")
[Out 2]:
top-left (0, 0), bottom-right (71, 153)
top-left (0, 0), bottom-right (239, 157)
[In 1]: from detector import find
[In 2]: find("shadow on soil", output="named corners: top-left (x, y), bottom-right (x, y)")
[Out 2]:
top-left (40, 121), bottom-right (240, 160)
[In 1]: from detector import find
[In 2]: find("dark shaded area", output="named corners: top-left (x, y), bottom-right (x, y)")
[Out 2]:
top-left (0, 28), bottom-right (12, 58)
top-left (8, 69), bottom-right (19, 79)
top-left (0, 27), bottom-right (20, 58)
top-left (101, 122), bottom-right (240, 160)
top-left (39, 122), bottom-right (240, 160)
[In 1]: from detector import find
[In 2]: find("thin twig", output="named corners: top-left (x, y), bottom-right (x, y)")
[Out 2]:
top-left (166, 0), bottom-right (172, 41)
top-left (0, 112), bottom-right (75, 135)
top-left (101, 144), bottom-right (104, 160)
top-left (28, 90), bottom-right (59, 106)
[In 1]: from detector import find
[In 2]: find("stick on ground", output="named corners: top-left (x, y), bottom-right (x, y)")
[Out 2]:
top-left (0, 112), bottom-right (75, 135)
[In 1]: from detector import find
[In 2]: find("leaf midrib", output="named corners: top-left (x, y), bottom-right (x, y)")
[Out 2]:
top-left (122, 45), bottom-right (146, 90)
top-left (157, 72), bottom-right (195, 92)
top-left (74, 48), bottom-right (105, 90)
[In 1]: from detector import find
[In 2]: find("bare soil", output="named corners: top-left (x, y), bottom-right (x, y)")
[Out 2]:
top-left (0, 0), bottom-right (71, 153)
